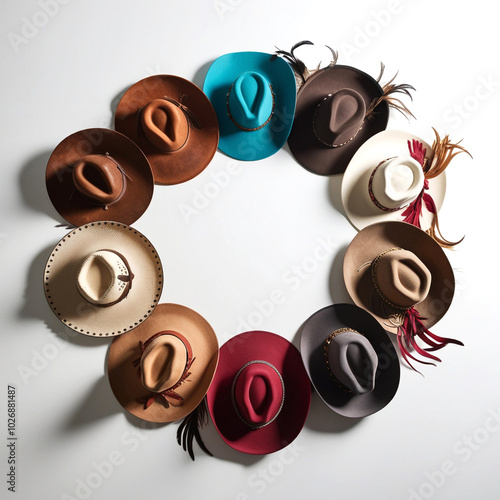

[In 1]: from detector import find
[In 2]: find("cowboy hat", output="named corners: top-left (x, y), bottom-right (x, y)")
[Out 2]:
top-left (43, 221), bottom-right (163, 337)
top-left (114, 74), bottom-right (219, 185)
top-left (279, 41), bottom-right (414, 176)
top-left (341, 128), bottom-right (470, 246)
top-left (300, 303), bottom-right (400, 417)
top-left (45, 128), bottom-right (154, 226)
top-left (107, 303), bottom-right (219, 423)
top-left (206, 330), bottom-right (311, 455)
top-left (343, 221), bottom-right (462, 369)
top-left (203, 52), bottom-right (297, 161)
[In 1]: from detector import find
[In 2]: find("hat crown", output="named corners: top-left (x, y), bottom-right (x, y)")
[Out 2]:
top-left (313, 88), bottom-right (366, 147)
top-left (140, 98), bottom-right (189, 152)
top-left (227, 72), bottom-right (274, 131)
top-left (376, 249), bottom-right (432, 308)
top-left (371, 157), bottom-right (424, 210)
top-left (140, 333), bottom-right (188, 393)
top-left (76, 250), bottom-right (131, 306)
top-left (327, 331), bottom-right (377, 395)
top-left (72, 154), bottom-right (124, 206)
top-left (232, 361), bottom-right (284, 429)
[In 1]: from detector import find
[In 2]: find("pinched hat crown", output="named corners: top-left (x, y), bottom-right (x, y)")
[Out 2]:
top-left (369, 156), bottom-right (424, 211)
top-left (372, 248), bottom-right (432, 310)
top-left (324, 328), bottom-right (378, 395)
top-left (227, 71), bottom-right (275, 131)
top-left (139, 98), bottom-right (190, 152)
top-left (231, 360), bottom-right (285, 430)
top-left (76, 249), bottom-right (134, 307)
top-left (313, 88), bottom-right (366, 148)
top-left (72, 153), bottom-right (126, 207)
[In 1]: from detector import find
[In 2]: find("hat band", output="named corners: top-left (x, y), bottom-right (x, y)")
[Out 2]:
top-left (323, 327), bottom-right (363, 393)
top-left (231, 360), bottom-right (285, 430)
top-left (226, 84), bottom-right (275, 132)
top-left (367, 158), bottom-right (406, 212)
top-left (134, 330), bottom-right (195, 409)
top-left (312, 94), bottom-right (364, 148)
top-left (75, 153), bottom-right (130, 210)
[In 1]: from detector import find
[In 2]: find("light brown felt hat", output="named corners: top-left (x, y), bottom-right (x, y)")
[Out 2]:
top-left (114, 75), bottom-right (219, 185)
top-left (46, 128), bottom-right (154, 226)
top-left (43, 222), bottom-right (163, 337)
top-left (107, 303), bottom-right (219, 423)
top-left (343, 221), bottom-right (463, 369)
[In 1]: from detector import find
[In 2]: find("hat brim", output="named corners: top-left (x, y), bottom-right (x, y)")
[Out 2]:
top-left (300, 303), bottom-right (400, 417)
top-left (341, 130), bottom-right (446, 231)
top-left (43, 222), bottom-right (163, 337)
top-left (206, 331), bottom-right (311, 455)
top-left (203, 52), bottom-right (297, 161)
top-left (287, 65), bottom-right (389, 176)
top-left (115, 75), bottom-right (219, 185)
top-left (343, 221), bottom-right (455, 333)
top-left (46, 129), bottom-right (154, 226)
top-left (107, 303), bottom-right (219, 423)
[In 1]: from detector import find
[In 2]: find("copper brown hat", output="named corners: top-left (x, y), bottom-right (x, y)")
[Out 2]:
top-left (46, 128), bottom-right (154, 226)
top-left (115, 75), bottom-right (219, 185)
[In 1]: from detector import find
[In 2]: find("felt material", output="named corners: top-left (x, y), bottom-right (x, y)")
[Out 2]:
top-left (46, 129), bottom-right (154, 226)
top-left (43, 222), bottom-right (163, 337)
top-left (206, 331), bottom-right (311, 455)
top-left (300, 304), bottom-right (400, 418)
top-left (203, 52), bottom-right (297, 161)
top-left (370, 157), bottom-right (424, 210)
top-left (343, 221), bottom-right (454, 334)
top-left (287, 65), bottom-right (389, 175)
top-left (107, 303), bottom-right (219, 423)
top-left (115, 75), bottom-right (218, 185)
top-left (341, 130), bottom-right (446, 231)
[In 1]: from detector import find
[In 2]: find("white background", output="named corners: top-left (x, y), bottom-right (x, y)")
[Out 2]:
top-left (1, 1), bottom-right (499, 499)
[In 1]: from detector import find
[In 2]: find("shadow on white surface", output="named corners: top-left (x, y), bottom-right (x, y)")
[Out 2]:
top-left (191, 59), bottom-right (215, 91)
top-left (19, 150), bottom-right (66, 225)
top-left (328, 243), bottom-right (352, 304)
top-left (61, 375), bottom-right (123, 432)
top-left (109, 85), bottom-right (132, 129)
top-left (19, 243), bottom-right (110, 347)
top-left (328, 172), bottom-right (345, 217)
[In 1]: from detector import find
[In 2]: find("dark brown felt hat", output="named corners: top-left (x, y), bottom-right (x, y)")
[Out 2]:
top-left (114, 75), bottom-right (219, 185)
top-left (287, 65), bottom-right (390, 176)
top-left (343, 221), bottom-right (455, 334)
top-left (46, 128), bottom-right (154, 226)
top-left (107, 303), bottom-right (219, 423)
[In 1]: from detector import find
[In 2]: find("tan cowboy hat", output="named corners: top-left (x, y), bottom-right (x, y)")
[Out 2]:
top-left (43, 222), bottom-right (163, 337)
top-left (114, 75), bottom-right (219, 185)
top-left (46, 128), bottom-right (154, 226)
top-left (107, 303), bottom-right (219, 423)
top-left (343, 221), bottom-right (462, 369)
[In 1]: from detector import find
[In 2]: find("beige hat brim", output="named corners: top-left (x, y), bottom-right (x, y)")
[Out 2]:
top-left (341, 130), bottom-right (446, 231)
top-left (44, 222), bottom-right (163, 337)
top-left (343, 221), bottom-right (454, 333)
top-left (107, 303), bottom-right (219, 423)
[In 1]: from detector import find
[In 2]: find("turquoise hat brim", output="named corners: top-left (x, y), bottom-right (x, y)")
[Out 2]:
top-left (203, 52), bottom-right (297, 161)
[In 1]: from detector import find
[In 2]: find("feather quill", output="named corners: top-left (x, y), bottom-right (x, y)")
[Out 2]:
top-left (176, 398), bottom-right (212, 461)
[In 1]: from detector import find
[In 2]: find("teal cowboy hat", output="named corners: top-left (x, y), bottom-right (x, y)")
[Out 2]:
top-left (203, 51), bottom-right (297, 161)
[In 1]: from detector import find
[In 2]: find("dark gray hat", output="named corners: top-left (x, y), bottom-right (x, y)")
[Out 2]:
top-left (300, 303), bottom-right (400, 417)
